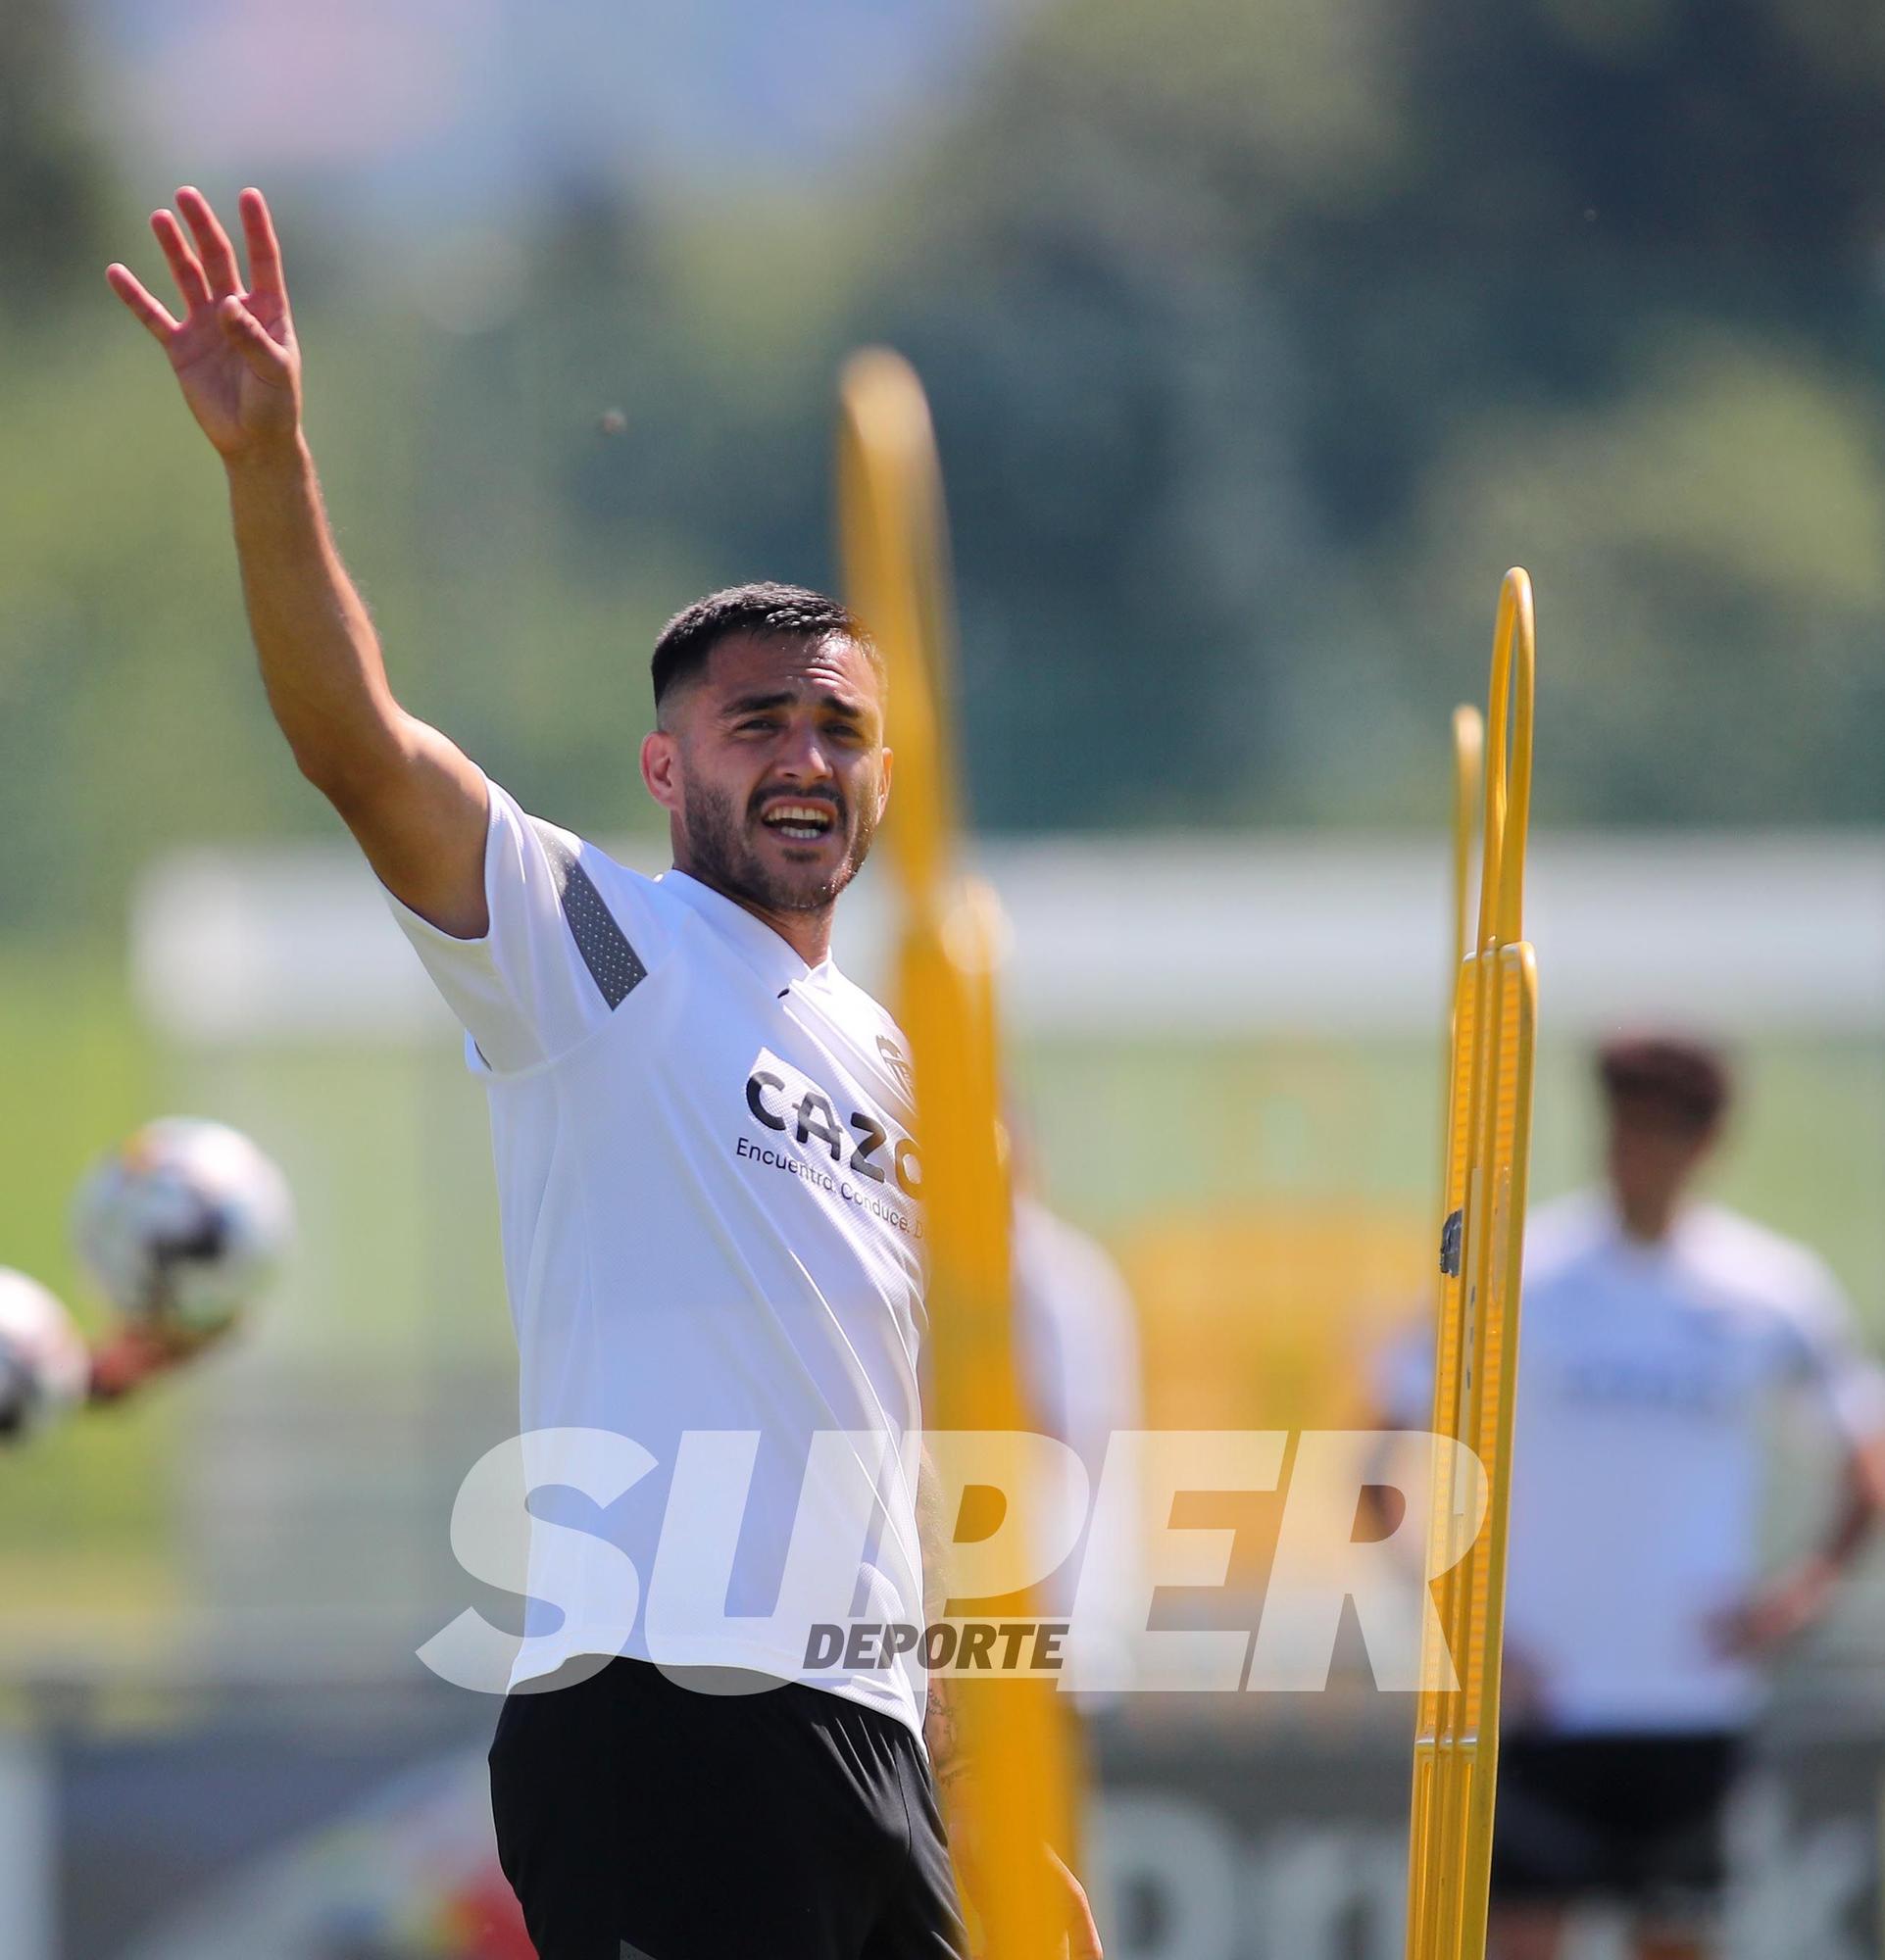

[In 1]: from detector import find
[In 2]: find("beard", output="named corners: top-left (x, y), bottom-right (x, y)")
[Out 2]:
top-left (678, 766), bottom-right (882, 915)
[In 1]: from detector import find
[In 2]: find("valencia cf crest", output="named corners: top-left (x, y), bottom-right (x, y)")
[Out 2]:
top-left (876, 1035), bottom-right (915, 1101)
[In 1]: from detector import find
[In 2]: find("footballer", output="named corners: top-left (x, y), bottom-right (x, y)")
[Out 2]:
top-left (110, 188), bottom-right (1098, 1959)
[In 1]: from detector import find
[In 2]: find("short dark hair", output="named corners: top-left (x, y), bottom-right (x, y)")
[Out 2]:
top-left (650, 582), bottom-right (872, 710)
top-left (1597, 1034), bottom-right (1732, 1131)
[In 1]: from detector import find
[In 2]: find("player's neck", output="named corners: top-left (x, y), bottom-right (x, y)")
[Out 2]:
top-left (674, 860), bottom-right (834, 967)
top-left (1614, 1193), bottom-right (1681, 1246)
top-left (734, 895), bottom-right (833, 968)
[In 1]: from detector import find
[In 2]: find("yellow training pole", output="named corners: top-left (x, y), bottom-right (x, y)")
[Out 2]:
top-left (837, 347), bottom-right (1082, 1956)
top-left (1406, 571), bottom-right (1540, 1960)
top-left (1407, 703), bottom-right (1483, 1946)
top-left (1434, 704), bottom-right (1486, 1303)
top-left (1450, 708), bottom-right (1484, 979)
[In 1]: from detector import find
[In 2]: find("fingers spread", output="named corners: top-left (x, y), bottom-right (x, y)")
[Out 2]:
top-left (176, 186), bottom-right (242, 298)
top-left (106, 264), bottom-right (179, 340)
top-left (151, 209), bottom-right (212, 312)
top-left (238, 187), bottom-right (286, 300)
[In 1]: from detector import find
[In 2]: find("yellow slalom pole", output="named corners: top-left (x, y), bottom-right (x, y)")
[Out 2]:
top-left (1450, 708), bottom-right (1484, 977)
top-left (1406, 571), bottom-right (1540, 1960)
top-left (1407, 703), bottom-right (1483, 1946)
top-left (837, 347), bottom-right (1082, 1957)
top-left (1433, 704), bottom-right (1486, 1290)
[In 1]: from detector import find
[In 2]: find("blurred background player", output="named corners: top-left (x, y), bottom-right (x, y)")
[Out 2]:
top-left (1, 1117), bottom-right (291, 1446)
top-left (0, 1265), bottom-right (226, 1442)
top-left (1371, 1033), bottom-right (1885, 1960)
top-left (1008, 1126), bottom-right (1147, 1684)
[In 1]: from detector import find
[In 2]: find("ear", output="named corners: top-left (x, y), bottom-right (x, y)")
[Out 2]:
top-left (641, 729), bottom-right (682, 815)
top-left (876, 745), bottom-right (893, 819)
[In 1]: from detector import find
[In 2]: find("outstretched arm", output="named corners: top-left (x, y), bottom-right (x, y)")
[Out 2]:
top-left (108, 187), bottom-right (488, 937)
top-left (86, 1317), bottom-right (224, 1403)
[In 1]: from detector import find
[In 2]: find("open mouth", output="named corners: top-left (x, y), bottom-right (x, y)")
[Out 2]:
top-left (759, 800), bottom-right (838, 843)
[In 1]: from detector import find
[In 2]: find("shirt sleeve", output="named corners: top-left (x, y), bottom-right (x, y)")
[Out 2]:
top-left (1011, 1203), bottom-right (1145, 1475)
top-left (1773, 1260), bottom-right (1885, 1445)
top-left (381, 774), bottom-right (660, 1074)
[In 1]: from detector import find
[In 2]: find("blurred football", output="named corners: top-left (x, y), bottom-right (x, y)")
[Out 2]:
top-left (0, 1267), bottom-right (90, 1441)
top-left (71, 1117), bottom-right (294, 1335)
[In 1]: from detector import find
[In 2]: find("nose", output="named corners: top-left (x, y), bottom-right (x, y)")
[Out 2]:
top-left (772, 719), bottom-right (837, 788)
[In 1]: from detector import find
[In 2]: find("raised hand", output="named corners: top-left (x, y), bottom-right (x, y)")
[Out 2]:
top-left (107, 187), bottom-right (301, 462)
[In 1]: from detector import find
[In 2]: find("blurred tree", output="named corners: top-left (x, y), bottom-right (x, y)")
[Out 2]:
top-left (8, 0), bottom-right (1885, 952)
top-left (1406, 0), bottom-right (1885, 262)
top-left (0, 0), bottom-right (112, 315)
top-left (1390, 331), bottom-right (1885, 820)
top-left (781, 0), bottom-right (1885, 828)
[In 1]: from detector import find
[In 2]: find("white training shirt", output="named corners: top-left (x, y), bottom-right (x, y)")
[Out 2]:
top-left (1376, 1190), bottom-right (1885, 1736)
top-left (388, 777), bottom-right (929, 1736)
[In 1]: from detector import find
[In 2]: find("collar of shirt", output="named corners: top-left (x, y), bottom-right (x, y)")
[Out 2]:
top-left (656, 868), bottom-right (835, 997)
top-left (1592, 1188), bottom-right (1699, 1274)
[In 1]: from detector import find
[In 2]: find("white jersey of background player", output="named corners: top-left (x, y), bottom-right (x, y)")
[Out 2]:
top-left (1379, 1189), bottom-right (1885, 1731)
top-left (1375, 1044), bottom-right (1885, 1736)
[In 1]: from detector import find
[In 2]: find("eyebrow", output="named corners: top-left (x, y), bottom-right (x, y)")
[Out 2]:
top-left (721, 688), bottom-right (869, 721)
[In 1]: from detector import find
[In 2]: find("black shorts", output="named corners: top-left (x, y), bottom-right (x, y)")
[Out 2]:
top-left (1491, 1729), bottom-right (1743, 1916)
top-left (488, 1656), bottom-right (967, 1960)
